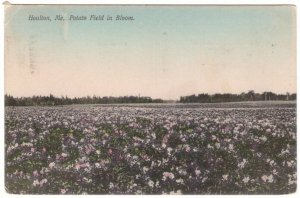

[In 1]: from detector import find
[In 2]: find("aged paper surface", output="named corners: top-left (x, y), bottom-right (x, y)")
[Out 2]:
top-left (4, 4), bottom-right (296, 194)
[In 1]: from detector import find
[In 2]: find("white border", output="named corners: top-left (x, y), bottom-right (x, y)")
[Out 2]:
top-left (0, 1), bottom-right (298, 198)
top-left (1, 0), bottom-right (299, 5)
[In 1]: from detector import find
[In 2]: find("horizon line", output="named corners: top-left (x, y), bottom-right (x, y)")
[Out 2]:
top-left (5, 90), bottom-right (297, 101)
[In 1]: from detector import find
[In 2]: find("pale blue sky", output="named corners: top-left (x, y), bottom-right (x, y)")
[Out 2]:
top-left (5, 5), bottom-right (296, 99)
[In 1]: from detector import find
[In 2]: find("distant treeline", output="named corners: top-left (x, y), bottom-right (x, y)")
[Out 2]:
top-left (5, 95), bottom-right (164, 106)
top-left (4, 91), bottom-right (297, 106)
top-left (180, 91), bottom-right (296, 103)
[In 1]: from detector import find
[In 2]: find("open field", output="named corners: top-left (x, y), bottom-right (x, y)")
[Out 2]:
top-left (5, 102), bottom-right (296, 194)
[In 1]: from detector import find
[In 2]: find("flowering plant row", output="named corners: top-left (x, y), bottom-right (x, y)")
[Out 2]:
top-left (5, 103), bottom-right (296, 194)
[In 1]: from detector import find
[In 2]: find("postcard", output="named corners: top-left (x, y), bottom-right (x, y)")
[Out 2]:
top-left (4, 3), bottom-right (296, 194)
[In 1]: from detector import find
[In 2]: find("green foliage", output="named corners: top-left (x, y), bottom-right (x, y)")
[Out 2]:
top-left (36, 128), bottom-right (63, 157)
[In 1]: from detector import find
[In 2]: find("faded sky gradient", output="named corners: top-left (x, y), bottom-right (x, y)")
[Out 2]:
top-left (5, 5), bottom-right (296, 100)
